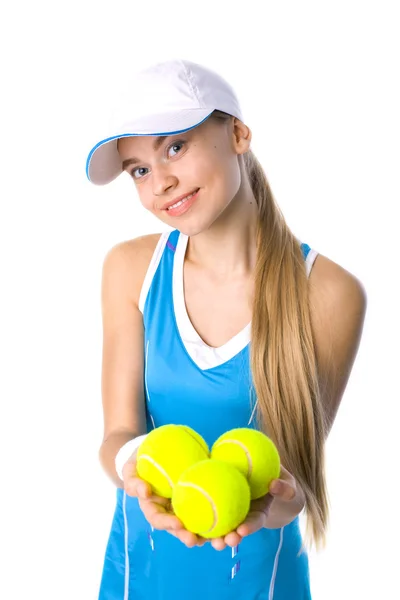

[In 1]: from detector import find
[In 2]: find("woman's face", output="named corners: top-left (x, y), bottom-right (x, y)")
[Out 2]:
top-left (117, 116), bottom-right (251, 236)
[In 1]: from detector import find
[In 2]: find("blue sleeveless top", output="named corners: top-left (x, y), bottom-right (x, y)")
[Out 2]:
top-left (98, 229), bottom-right (318, 600)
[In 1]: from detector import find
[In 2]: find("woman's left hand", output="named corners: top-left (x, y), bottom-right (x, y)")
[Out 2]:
top-left (205, 465), bottom-right (303, 551)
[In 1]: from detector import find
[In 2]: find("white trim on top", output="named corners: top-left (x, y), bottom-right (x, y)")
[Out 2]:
top-left (138, 231), bottom-right (171, 314)
top-left (304, 248), bottom-right (319, 278)
top-left (139, 230), bottom-right (319, 370)
top-left (173, 232), bottom-right (251, 371)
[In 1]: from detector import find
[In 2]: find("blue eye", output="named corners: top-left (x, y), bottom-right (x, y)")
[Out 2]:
top-left (131, 140), bottom-right (185, 180)
top-left (167, 141), bottom-right (185, 157)
top-left (132, 167), bottom-right (149, 180)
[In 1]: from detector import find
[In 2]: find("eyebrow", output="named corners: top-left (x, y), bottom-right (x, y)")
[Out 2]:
top-left (121, 135), bottom-right (169, 170)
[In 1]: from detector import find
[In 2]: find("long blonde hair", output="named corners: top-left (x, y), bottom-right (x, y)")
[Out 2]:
top-left (211, 110), bottom-right (330, 553)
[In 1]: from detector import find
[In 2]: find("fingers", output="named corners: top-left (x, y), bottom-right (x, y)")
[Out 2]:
top-left (210, 531), bottom-right (242, 551)
top-left (172, 531), bottom-right (241, 550)
top-left (269, 465), bottom-right (297, 501)
top-left (210, 537), bottom-right (226, 550)
top-left (148, 523), bottom-right (241, 550)
top-left (122, 453), bottom-right (139, 480)
top-left (139, 498), bottom-right (184, 531)
top-left (168, 528), bottom-right (202, 547)
top-left (224, 531), bottom-right (242, 547)
top-left (195, 536), bottom-right (208, 547)
top-left (235, 492), bottom-right (274, 538)
top-left (236, 510), bottom-right (268, 537)
top-left (122, 458), bottom-right (152, 500)
top-left (125, 476), bottom-right (152, 500)
top-left (122, 456), bottom-right (183, 531)
top-left (269, 478), bottom-right (296, 501)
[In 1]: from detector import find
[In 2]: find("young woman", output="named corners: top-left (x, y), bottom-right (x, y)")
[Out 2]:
top-left (86, 58), bottom-right (367, 599)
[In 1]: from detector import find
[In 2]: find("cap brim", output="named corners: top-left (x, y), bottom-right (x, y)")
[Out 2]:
top-left (86, 108), bottom-right (214, 186)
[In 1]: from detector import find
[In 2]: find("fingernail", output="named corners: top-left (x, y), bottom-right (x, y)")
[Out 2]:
top-left (270, 482), bottom-right (281, 494)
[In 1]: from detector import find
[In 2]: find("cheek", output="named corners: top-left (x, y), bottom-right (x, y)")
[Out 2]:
top-left (140, 196), bottom-right (153, 211)
top-left (135, 187), bottom-right (155, 211)
top-left (226, 159), bottom-right (241, 197)
top-left (208, 155), bottom-right (241, 202)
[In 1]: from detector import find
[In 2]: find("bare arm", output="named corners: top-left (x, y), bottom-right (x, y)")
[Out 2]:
top-left (97, 236), bottom-right (160, 488)
top-left (232, 258), bottom-right (368, 544)
top-left (309, 254), bottom-right (368, 438)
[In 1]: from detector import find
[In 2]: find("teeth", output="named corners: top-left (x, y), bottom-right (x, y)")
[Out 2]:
top-left (167, 190), bottom-right (197, 210)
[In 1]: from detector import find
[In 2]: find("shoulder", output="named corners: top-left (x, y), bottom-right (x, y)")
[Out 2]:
top-left (101, 232), bottom-right (164, 308)
top-left (307, 253), bottom-right (368, 436)
top-left (308, 252), bottom-right (367, 310)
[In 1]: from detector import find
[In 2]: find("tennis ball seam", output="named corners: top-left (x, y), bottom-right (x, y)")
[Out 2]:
top-left (213, 439), bottom-right (253, 478)
top-left (138, 454), bottom-right (174, 490)
top-left (179, 427), bottom-right (209, 454)
top-left (177, 481), bottom-right (217, 534)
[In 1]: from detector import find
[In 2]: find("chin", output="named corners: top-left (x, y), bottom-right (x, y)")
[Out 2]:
top-left (171, 217), bottom-right (215, 238)
top-left (175, 224), bottom-right (205, 237)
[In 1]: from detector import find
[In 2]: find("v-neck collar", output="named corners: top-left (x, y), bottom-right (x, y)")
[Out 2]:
top-left (172, 232), bottom-right (251, 371)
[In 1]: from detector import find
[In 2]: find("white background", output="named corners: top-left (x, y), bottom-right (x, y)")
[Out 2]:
top-left (1, 1), bottom-right (399, 598)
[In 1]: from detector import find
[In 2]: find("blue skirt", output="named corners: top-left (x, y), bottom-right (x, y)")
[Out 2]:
top-left (98, 488), bottom-right (312, 600)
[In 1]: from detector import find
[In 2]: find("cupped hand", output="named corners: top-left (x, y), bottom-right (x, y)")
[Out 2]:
top-left (207, 465), bottom-right (299, 551)
top-left (122, 456), bottom-right (300, 550)
top-left (122, 454), bottom-right (209, 548)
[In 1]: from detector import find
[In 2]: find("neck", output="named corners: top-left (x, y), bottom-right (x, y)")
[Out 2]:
top-left (186, 182), bottom-right (259, 278)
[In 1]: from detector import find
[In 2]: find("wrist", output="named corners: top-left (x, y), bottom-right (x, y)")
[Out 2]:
top-left (115, 434), bottom-right (148, 481)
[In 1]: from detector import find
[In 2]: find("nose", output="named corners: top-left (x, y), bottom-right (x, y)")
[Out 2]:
top-left (152, 164), bottom-right (178, 197)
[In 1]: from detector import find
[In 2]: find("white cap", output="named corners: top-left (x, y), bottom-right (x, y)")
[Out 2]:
top-left (86, 58), bottom-right (244, 185)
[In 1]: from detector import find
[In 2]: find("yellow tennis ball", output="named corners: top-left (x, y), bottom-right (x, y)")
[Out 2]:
top-left (136, 424), bottom-right (209, 498)
top-left (171, 459), bottom-right (251, 538)
top-left (211, 428), bottom-right (280, 499)
top-left (178, 425), bottom-right (209, 455)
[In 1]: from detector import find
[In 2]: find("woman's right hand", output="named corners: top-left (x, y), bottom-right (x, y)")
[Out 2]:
top-left (122, 452), bottom-right (207, 548)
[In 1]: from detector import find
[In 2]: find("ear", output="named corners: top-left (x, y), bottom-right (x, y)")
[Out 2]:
top-left (232, 118), bottom-right (252, 155)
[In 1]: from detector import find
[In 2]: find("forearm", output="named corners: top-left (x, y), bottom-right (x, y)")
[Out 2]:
top-left (98, 431), bottom-right (138, 488)
top-left (264, 486), bottom-right (306, 529)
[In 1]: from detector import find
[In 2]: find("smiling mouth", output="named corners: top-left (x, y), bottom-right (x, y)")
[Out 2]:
top-left (166, 189), bottom-right (200, 211)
